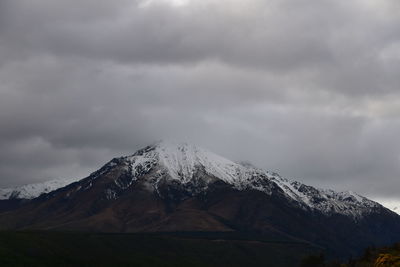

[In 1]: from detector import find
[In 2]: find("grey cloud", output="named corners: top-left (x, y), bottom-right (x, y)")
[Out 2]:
top-left (0, 0), bottom-right (398, 100)
top-left (0, 1), bottom-right (394, 69)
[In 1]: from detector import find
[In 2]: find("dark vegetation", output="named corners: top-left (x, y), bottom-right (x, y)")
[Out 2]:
top-left (0, 231), bottom-right (321, 266)
top-left (300, 242), bottom-right (400, 266)
top-left (341, 242), bottom-right (400, 266)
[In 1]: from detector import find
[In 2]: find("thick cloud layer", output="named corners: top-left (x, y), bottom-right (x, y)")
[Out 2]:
top-left (0, 0), bottom-right (399, 204)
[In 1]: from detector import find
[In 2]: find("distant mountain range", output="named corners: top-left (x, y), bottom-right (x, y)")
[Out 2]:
top-left (0, 178), bottom-right (79, 200)
top-left (0, 141), bottom-right (399, 258)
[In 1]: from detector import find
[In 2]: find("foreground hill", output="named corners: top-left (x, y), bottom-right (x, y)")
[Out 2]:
top-left (0, 141), bottom-right (399, 258)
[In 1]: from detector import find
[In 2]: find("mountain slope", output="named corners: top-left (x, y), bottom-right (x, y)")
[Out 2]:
top-left (0, 141), bottom-right (399, 258)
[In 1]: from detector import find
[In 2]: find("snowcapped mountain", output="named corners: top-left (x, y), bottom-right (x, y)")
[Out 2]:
top-left (0, 141), bottom-right (385, 217)
top-left (1, 141), bottom-right (399, 258)
top-left (87, 141), bottom-right (381, 218)
top-left (0, 178), bottom-right (79, 200)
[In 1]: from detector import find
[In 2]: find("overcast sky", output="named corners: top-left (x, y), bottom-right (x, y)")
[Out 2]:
top-left (0, 0), bottom-right (399, 206)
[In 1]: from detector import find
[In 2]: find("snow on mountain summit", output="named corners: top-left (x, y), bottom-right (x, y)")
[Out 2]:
top-left (153, 141), bottom-right (249, 184)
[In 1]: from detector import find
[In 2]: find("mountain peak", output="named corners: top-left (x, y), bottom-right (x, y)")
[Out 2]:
top-left (125, 140), bottom-right (245, 185)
